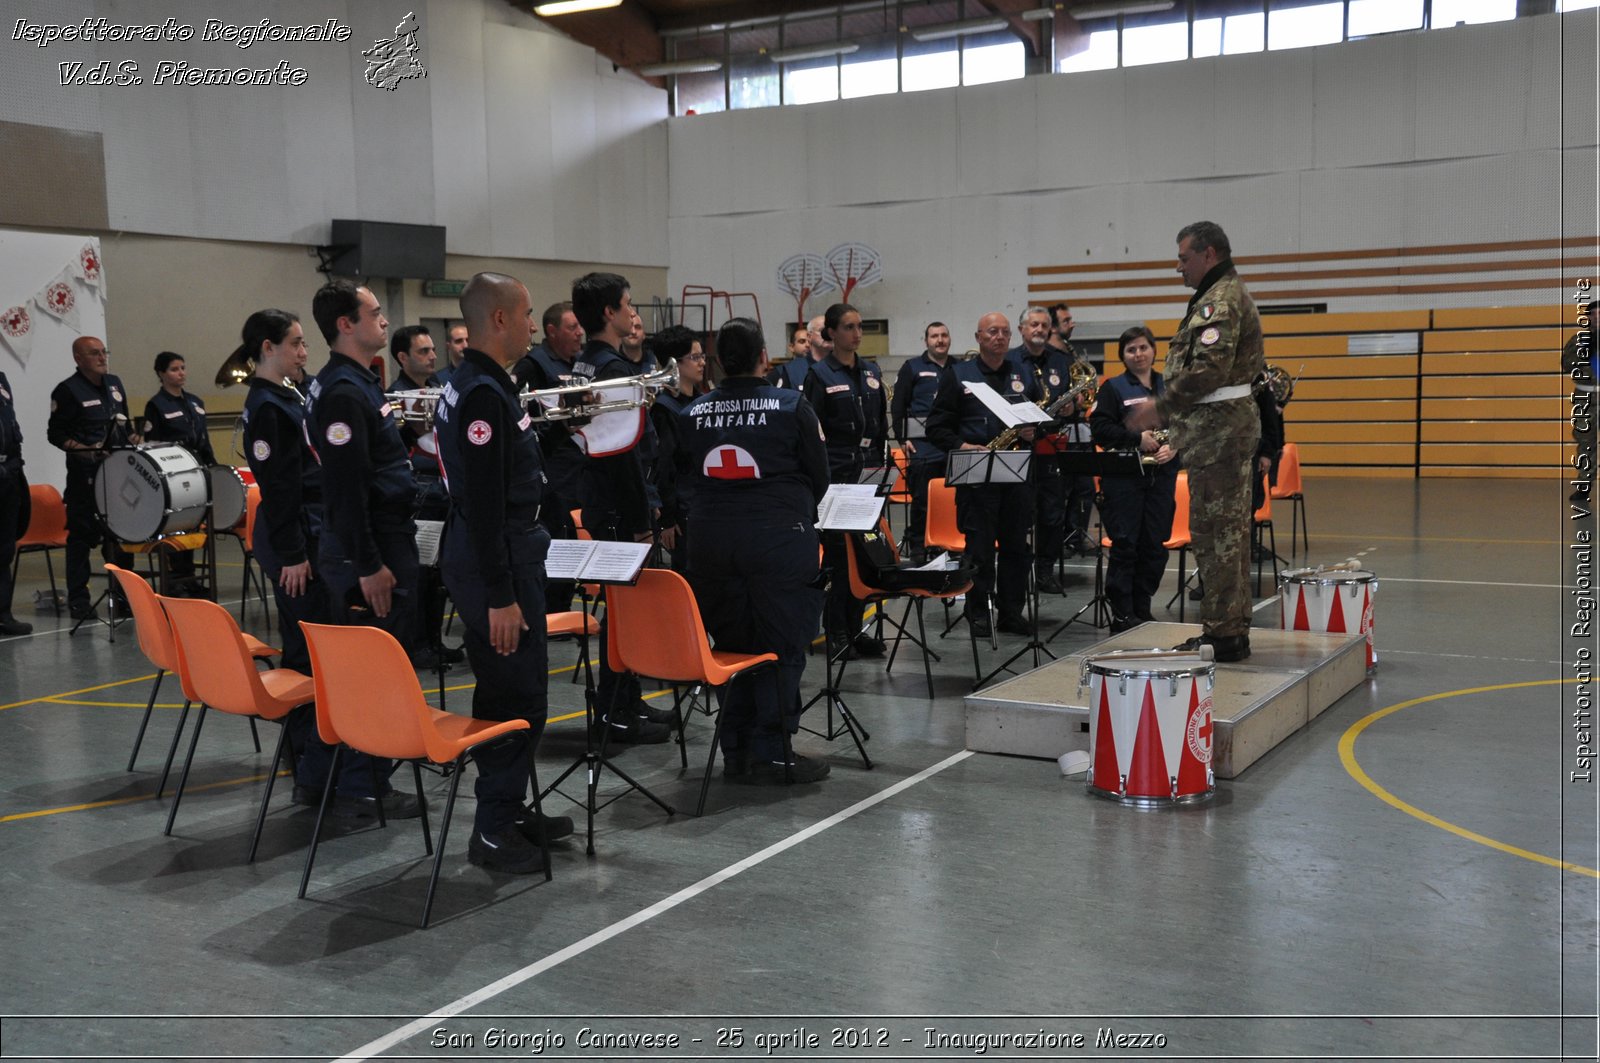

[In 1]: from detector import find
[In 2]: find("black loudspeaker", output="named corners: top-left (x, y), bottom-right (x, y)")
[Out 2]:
top-left (326, 219), bottom-right (446, 279)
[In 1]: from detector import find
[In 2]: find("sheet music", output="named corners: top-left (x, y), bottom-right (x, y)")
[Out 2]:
top-left (911, 551), bottom-right (958, 571)
top-left (543, 539), bottom-right (652, 583)
top-left (961, 380), bottom-right (1051, 426)
top-left (817, 483), bottom-right (886, 531)
top-left (857, 465), bottom-right (900, 490)
top-left (414, 520), bottom-right (444, 567)
top-left (946, 448), bottom-right (1031, 486)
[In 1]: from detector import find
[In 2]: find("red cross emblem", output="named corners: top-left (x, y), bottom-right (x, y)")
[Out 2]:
top-left (1186, 698), bottom-right (1213, 763)
top-left (704, 444), bottom-right (759, 480)
top-left (467, 419), bottom-right (493, 445)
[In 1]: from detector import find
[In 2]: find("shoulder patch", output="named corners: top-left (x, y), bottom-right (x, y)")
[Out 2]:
top-left (252, 439), bottom-right (271, 462)
top-left (1011, 379), bottom-right (1024, 393)
top-left (467, 419), bottom-right (493, 445)
top-left (325, 421), bottom-right (353, 446)
top-left (867, 376), bottom-right (881, 389)
top-left (1201, 304), bottom-right (1214, 320)
top-left (1199, 326), bottom-right (1221, 347)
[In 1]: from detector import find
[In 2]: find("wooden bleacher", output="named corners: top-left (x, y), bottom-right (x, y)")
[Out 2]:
top-left (1109, 305), bottom-right (1576, 479)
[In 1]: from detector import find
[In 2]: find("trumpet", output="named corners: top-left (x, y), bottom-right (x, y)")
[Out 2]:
top-left (387, 359), bottom-right (678, 430)
top-left (1139, 428), bottom-right (1172, 467)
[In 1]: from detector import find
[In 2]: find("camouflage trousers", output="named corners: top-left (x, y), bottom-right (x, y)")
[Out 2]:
top-left (1187, 437), bottom-right (1255, 638)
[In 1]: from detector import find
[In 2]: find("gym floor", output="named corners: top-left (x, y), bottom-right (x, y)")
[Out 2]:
top-left (0, 476), bottom-right (1591, 1062)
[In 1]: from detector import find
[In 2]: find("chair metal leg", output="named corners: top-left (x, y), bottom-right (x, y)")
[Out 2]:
top-left (248, 719), bottom-right (290, 863)
top-left (163, 705), bottom-right (209, 836)
top-left (127, 670), bottom-right (165, 771)
top-left (248, 717), bottom-right (261, 753)
top-left (413, 762), bottom-right (433, 856)
top-left (420, 754), bottom-right (466, 929)
top-left (298, 746), bottom-right (342, 899)
top-left (368, 758), bottom-right (388, 830)
top-left (156, 699), bottom-right (191, 798)
top-left (694, 681), bottom-right (728, 818)
top-left (671, 687), bottom-right (689, 772)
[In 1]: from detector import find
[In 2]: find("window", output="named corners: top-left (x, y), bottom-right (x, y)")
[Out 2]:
top-left (1558, 0), bottom-right (1600, 10)
top-left (728, 24), bottom-right (778, 110)
top-left (784, 60), bottom-right (840, 105)
top-left (841, 30), bottom-right (898, 100)
top-left (903, 45), bottom-right (959, 91)
top-left (1268, 2), bottom-right (1344, 51)
top-left (1430, 0), bottom-right (1517, 27)
top-left (1057, 17), bottom-right (1118, 72)
top-left (1347, 0), bottom-right (1424, 36)
top-left (671, 32), bottom-right (725, 115)
top-left (962, 33), bottom-right (1024, 86)
top-left (1122, 16), bottom-right (1189, 67)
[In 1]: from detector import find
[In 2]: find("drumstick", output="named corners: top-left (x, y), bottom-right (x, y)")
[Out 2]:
top-left (1090, 645), bottom-right (1216, 663)
top-left (1313, 559), bottom-right (1363, 574)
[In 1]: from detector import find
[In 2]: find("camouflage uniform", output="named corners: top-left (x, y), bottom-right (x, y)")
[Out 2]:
top-left (1562, 327), bottom-right (1596, 489)
top-left (1155, 264), bottom-right (1265, 639)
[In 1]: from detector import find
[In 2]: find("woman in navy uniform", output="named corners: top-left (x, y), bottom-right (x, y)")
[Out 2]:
top-left (680, 317), bottom-right (832, 784)
top-left (801, 303), bottom-right (888, 659)
top-left (140, 351), bottom-right (214, 589)
top-left (645, 324), bottom-right (707, 575)
top-left (435, 273), bottom-right (574, 871)
top-left (238, 309), bottom-right (402, 818)
top-left (1089, 326), bottom-right (1179, 632)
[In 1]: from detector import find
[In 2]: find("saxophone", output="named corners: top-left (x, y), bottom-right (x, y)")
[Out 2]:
top-left (986, 360), bottom-right (1099, 450)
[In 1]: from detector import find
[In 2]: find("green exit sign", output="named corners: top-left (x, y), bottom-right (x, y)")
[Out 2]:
top-left (423, 279), bottom-right (467, 298)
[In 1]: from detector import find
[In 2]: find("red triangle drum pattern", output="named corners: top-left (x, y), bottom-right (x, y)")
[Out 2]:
top-left (1086, 660), bottom-right (1215, 804)
top-left (1279, 570), bottom-right (1378, 672)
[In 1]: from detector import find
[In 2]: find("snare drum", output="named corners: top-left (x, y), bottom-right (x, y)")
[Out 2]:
top-left (94, 443), bottom-right (208, 542)
top-left (208, 465), bottom-right (247, 530)
top-left (1083, 651), bottom-right (1215, 804)
top-left (1279, 567), bottom-right (1378, 671)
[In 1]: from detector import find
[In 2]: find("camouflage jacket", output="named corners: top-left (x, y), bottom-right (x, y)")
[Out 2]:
top-left (1156, 263), bottom-right (1265, 466)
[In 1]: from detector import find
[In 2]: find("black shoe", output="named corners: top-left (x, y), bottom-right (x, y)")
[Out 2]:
top-left (1035, 572), bottom-right (1064, 595)
top-left (513, 805), bottom-right (574, 843)
top-left (1133, 610), bottom-right (1155, 623)
top-left (334, 788), bottom-right (426, 820)
top-left (69, 603), bottom-right (100, 622)
top-left (729, 753), bottom-right (831, 786)
top-left (721, 750), bottom-right (749, 778)
top-left (1208, 634), bottom-right (1251, 662)
top-left (996, 613), bottom-right (1034, 637)
top-left (1188, 586), bottom-right (1204, 601)
top-left (967, 613), bottom-right (992, 639)
top-left (0, 615), bottom-right (32, 636)
top-left (440, 644), bottom-right (466, 664)
top-left (1109, 616), bottom-right (1134, 634)
top-left (638, 699), bottom-right (678, 725)
top-left (827, 639), bottom-right (859, 662)
top-left (291, 784), bottom-right (323, 808)
top-left (411, 647), bottom-right (450, 672)
top-left (597, 713), bottom-right (673, 745)
top-left (851, 634), bottom-right (886, 658)
top-left (468, 828), bottom-right (547, 874)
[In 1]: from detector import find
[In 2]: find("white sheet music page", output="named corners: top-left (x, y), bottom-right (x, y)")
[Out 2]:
top-left (414, 520), bottom-right (444, 567)
top-left (961, 380), bottom-right (1050, 426)
top-left (817, 483), bottom-right (885, 531)
top-left (579, 541), bottom-right (652, 583)
top-left (544, 539), bottom-right (597, 581)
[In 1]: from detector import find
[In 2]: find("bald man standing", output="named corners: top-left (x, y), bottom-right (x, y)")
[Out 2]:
top-left (436, 271), bottom-right (574, 872)
top-left (48, 336), bottom-right (136, 620)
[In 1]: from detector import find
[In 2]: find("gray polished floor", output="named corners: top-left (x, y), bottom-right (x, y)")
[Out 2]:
top-left (0, 477), bottom-right (1591, 1062)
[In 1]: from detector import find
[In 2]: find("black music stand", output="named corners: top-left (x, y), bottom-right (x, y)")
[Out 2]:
top-left (538, 541), bottom-right (671, 855)
top-left (1045, 449), bottom-right (1149, 643)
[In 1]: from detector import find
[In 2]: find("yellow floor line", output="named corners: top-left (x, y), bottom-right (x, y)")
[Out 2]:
top-left (0, 769), bottom-right (291, 823)
top-left (1339, 678), bottom-right (1597, 878)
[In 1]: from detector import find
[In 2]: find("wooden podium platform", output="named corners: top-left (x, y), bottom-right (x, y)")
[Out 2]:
top-left (964, 621), bottom-right (1370, 778)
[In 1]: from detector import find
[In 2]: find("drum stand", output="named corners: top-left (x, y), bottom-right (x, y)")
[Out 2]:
top-left (1046, 512), bottom-right (1114, 644)
top-left (798, 605), bottom-right (873, 770)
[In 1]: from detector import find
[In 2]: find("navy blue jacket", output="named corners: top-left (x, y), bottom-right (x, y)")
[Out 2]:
top-left (243, 377), bottom-right (323, 571)
top-left (679, 376), bottom-right (830, 526)
top-left (142, 388), bottom-right (214, 464)
top-left (801, 352), bottom-right (887, 483)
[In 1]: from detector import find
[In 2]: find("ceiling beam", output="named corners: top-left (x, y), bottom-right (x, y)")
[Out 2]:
top-left (976, 0), bottom-right (1046, 56)
top-left (518, 0), bottom-right (668, 84)
top-left (654, 1), bottom-right (855, 33)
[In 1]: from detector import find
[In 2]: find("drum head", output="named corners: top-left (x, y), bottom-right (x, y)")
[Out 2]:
top-left (1282, 566), bottom-right (1376, 586)
top-left (208, 465), bottom-right (247, 529)
top-left (95, 445), bottom-right (206, 541)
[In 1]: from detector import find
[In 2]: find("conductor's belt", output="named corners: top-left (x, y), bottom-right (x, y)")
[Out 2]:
top-left (1198, 384), bottom-right (1252, 404)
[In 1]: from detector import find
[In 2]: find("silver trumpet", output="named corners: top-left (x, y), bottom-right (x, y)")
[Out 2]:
top-left (386, 359), bottom-right (677, 430)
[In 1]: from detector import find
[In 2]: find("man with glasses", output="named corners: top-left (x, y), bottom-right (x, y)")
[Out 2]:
top-left (48, 336), bottom-right (137, 620)
top-left (926, 313), bottom-right (1039, 638)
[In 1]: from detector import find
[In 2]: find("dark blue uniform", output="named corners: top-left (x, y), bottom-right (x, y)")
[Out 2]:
top-left (304, 353), bottom-right (419, 652)
top-left (0, 373), bottom-right (30, 625)
top-left (1090, 370), bottom-right (1179, 626)
top-left (571, 340), bottom-right (654, 729)
top-left (926, 357), bottom-right (1038, 623)
top-left (47, 369), bottom-right (135, 614)
top-left (891, 350), bottom-right (950, 557)
top-left (801, 353), bottom-right (888, 650)
top-left (141, 389), bottom-right (215, 464)
top-left (766, 357), bottom-right (813, 391)
top-left (392, 369), bottom-right (452, 660)
top-left (649, 388), bottom-right (694, 575)
top-left (515, 343), bottom-right (585, 612)
top-left (242, 375), bottom-right (378, 795)
top-left (1014, 344), bottom-right (1076, 578)
top-left (680, 377), bottom-right (830, 763)
top-left (436, 349), bottom-right (551, 836)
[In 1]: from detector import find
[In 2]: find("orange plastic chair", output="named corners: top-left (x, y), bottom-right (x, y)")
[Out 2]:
top-left (887, 447), bottom-right (913, 519)
top-left (1253, 476), bottom-right (1279, 596)
top-left (1269, 442), bottom-right (1309, 556)
top-left (235, 486), bottom-right (272, 629)
top-left (106, 564), bottom-right (278, 792)
top-left (297, 622), bottom-right (535, 928)
top-left (1162, 472), bottom-right (1194, 621)
top-left (605, 568), bottom-right (779, 820)
top-left (13, 484), bottom-right (68, 616)
top-left (158, 595), bottom-right (311, 860)
top-left (925, 477), bottom-right (965, 554)
top-left (844, 526), bottom-right (978, 695)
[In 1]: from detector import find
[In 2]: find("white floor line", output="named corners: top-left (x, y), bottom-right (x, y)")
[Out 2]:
top-left (333, 749), bottom-right (976, 1063)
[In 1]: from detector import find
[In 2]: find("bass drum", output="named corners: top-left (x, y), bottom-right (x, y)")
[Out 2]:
top-left (208, 464), bottom-right (247, 530)
top-left (95, 444), bottom-right (208, 542)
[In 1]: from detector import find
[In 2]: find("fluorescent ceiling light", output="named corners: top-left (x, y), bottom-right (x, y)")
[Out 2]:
top-left (637, 59), bottom-right (724, 76)
top-left (1068, 0), bottom-right (1175, 19)
top-left (768, 42), bottom-right (861, 63)
top-left (910, 17), bottom-right (1010, 42)
top-left (533, 0), bottom-right (622, 15)
top-left (1021, 7), bottom-right (1059, 21)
